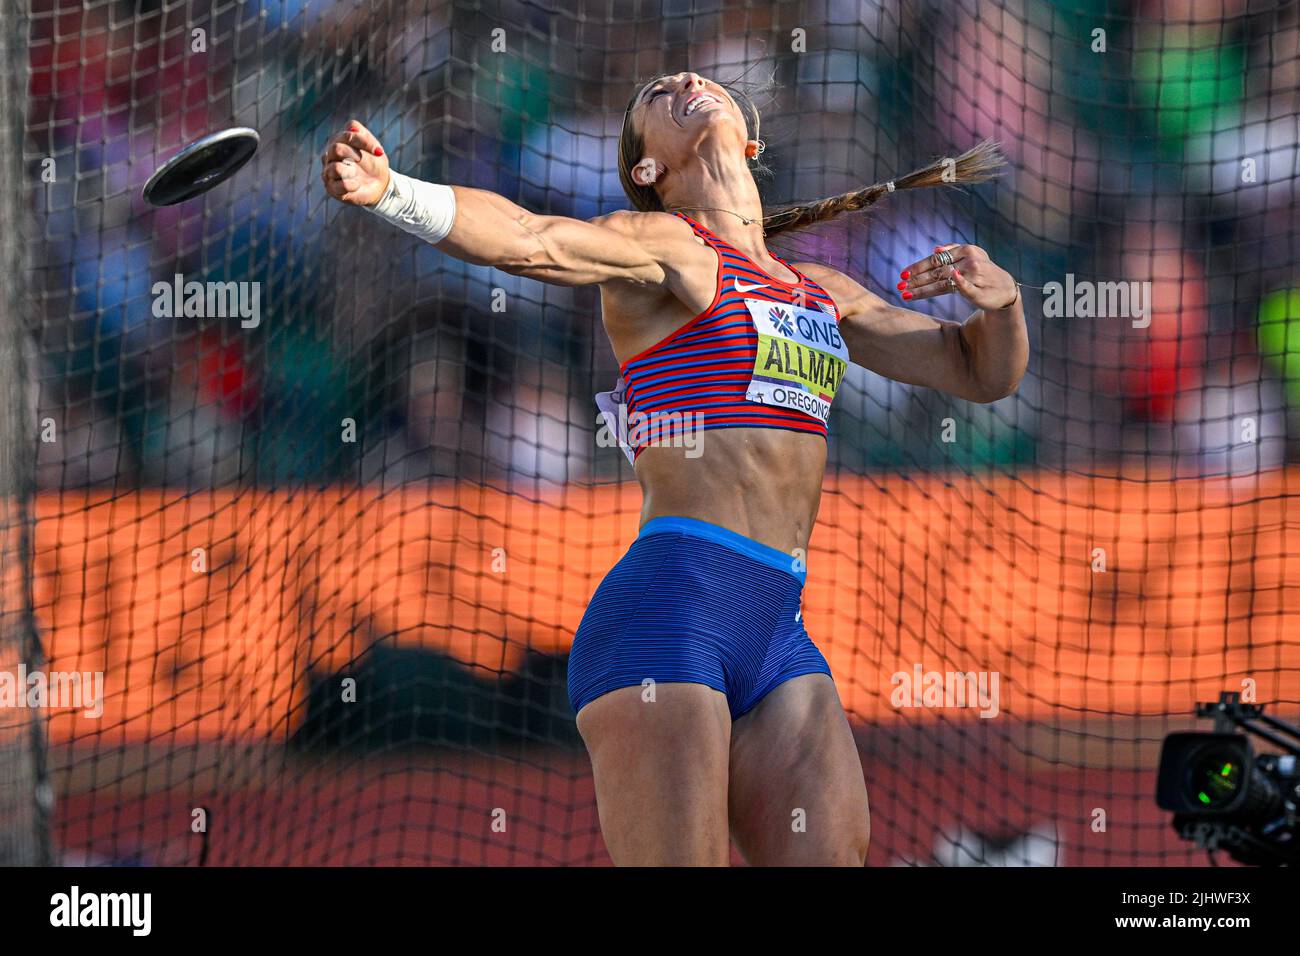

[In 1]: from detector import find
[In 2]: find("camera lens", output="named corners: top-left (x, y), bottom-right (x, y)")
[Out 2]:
top-left (1189, 747), bottom-right (1242, 809)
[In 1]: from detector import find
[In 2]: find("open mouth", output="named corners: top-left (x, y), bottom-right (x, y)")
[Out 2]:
top-left (681, 92), bottom-right (723, 119)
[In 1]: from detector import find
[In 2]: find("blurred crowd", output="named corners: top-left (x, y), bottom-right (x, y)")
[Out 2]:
top-left (24, 0), bottom-right (1300, 488)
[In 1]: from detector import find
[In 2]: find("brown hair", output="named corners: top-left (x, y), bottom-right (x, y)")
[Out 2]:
top-left (617, 75), bottom-right (1006, 238)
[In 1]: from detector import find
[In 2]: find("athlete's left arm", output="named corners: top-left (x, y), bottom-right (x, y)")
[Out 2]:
top-left (796, 245), bottom-right (1028, 404)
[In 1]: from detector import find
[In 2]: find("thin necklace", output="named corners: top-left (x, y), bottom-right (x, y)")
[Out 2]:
top-left (664, 205), bottom-right (762, 227)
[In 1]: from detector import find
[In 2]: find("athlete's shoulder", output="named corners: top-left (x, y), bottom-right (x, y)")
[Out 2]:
top-left (589, 209), bottom-right (694, 246)
top-left (589, 211), bottom-right (701, 290)
top-left (789, 259), bottom-right (849, 290)
top-left (790, 260), bottom-right (882, 316)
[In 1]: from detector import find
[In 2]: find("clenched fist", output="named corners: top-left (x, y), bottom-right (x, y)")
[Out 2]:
top-left (319, 120), bottom-right (390, 206)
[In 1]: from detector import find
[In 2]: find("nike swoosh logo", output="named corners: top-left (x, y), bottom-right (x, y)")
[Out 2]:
top-left (733, 279), bottom-right (768, 293)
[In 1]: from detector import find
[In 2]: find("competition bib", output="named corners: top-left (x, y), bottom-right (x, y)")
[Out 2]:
top-left (743, 298), bottom-right (849, 423)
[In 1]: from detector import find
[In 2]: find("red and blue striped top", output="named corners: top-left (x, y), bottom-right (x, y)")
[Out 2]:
top-left (597, 212), bottom-right (849, 461)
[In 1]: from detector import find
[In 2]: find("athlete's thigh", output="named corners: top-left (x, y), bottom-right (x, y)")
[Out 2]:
top-left (727, 673), bottom-right (870, 865)
top-left (576, 681), bottom-right (732, 866)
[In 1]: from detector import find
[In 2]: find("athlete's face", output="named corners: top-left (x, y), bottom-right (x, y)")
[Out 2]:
top-left (631, 73), bottom-right (751, 175)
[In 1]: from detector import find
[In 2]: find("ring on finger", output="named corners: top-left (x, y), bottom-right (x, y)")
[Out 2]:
top-left (936, 249), bottom-right (954, 267)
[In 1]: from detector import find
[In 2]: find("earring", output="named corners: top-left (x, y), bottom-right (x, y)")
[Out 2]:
top-left (633, 157), bottom-right (660, 185)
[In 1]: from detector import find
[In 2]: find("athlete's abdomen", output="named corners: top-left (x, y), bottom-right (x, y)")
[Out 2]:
top-left (633, 426), bottom-right (827, 556)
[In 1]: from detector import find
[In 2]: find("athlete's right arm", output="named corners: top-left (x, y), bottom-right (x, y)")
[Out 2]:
top-left (435, 191), bottom-right (669, 288)
top-left (320, 121), bottom-right (668, 289)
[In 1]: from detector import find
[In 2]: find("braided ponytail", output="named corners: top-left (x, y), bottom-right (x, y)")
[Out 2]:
top-left (760, 139), bottom-right (1007, 238)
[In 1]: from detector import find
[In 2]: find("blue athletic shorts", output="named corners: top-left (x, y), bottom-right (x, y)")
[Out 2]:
top-left (567, 516), bottom-right (833, 720)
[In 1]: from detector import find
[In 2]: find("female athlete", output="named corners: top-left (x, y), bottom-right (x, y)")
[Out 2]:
top-left (321, 71), bottom-right (1028, 866)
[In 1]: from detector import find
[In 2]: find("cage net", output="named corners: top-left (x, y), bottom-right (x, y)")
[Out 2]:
top-left (1, 0), bottom-right (49, 870)
top-left (9, 0), bottom-right (1300, 865)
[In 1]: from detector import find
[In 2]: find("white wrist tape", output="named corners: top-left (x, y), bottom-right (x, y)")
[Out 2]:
top-left (367, 170), bottom-right (456, 245)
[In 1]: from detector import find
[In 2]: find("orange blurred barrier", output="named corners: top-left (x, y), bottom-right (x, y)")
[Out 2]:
top-left (31, 471), bottom-right (1300, 744)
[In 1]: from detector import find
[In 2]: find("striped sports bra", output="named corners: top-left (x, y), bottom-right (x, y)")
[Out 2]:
top-left (595, 212), bottom-right (848, 462)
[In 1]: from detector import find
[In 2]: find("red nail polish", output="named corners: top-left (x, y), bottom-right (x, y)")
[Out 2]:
top-left (902, 291), bottom-right (913, 300)
top-left (896, 281), bottom-right (907, 290)
top-left (900, 270), bottom-right (910, 279)
top-left (374, 147), bottom-right (383, 156)
top-left (350, 124), bottom-right (359, 132)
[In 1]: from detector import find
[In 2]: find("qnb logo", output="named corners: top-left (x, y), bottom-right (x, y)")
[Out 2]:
top-left (50, 886), bottom-right (152, 936)
top-left (796, 312), bottom-right (843, 351)
top-left (767, 305), bottom-right (795, 336)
